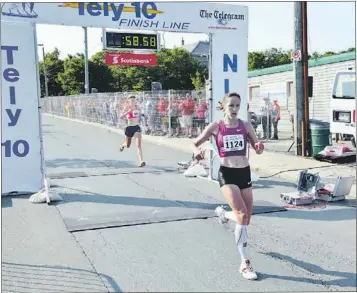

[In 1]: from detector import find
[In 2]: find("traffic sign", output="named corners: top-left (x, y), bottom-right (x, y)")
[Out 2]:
top-left (291, 50), bottom-right (302, 61)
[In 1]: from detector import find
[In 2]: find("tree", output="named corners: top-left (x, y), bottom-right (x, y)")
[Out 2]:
top-left (108, 47), bottom-right (205, 91)
top-left (310, 52), bottom-right (321, 59)
top-left (248, 51), bottom-right (266, 70)
top-left (89, 51), bottom-right (115, 93)
top-left (58, 53), bottom-right (85, 95)
top-left (38, 48), bottom-right (64, 97)
top-left (191, 70), bottom-right (205, 90)
top-left (322, 51), bottom-right (335, 57)
top-left (155, 48), bottom-right (203, 90)
top-left (247, 47), bottom-right (355, 70)
top-left (40, 46), bottom-right (354, 95)
top-left (263, 48), bottom-right (291, 68)
top-left (248, 48), bottom-right (291, 70)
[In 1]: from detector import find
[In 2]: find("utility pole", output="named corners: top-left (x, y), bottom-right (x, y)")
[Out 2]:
top-left (293, 2), bottom-right (304, 156)
top-left (83, 26), bottom-right (90, 94)
top-left (42, 46), bottom-right (49, 97)
top-left (38, 44), bottom-right (49, 97)
top-left (302, 1), bottom-right (310, 156)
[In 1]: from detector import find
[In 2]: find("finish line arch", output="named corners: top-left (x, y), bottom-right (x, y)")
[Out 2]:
top-left (1, 2), bottom-right (248, 194)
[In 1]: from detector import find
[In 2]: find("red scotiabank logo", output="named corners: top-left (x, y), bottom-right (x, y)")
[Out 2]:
top-left (105, 53), bottom-right (157, 67)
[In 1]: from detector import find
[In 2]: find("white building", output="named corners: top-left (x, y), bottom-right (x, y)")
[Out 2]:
top-left (248, 52), bottom-right (356, 135)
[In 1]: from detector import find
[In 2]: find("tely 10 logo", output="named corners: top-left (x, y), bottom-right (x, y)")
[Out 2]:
top-left (58, 2), bottom-right (164, 21)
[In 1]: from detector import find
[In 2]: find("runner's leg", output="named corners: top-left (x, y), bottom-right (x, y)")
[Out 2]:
top-left (134, 130), bottom-right (145, 167)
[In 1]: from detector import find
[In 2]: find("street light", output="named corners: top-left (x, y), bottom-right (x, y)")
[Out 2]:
top-left (37, 43), bottom-right (49, 97)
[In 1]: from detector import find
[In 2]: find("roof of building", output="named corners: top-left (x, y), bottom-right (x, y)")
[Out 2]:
top-left (181, 41), bottom-right (209, 56)
top-left (248, 51), bottom-right (356, 78)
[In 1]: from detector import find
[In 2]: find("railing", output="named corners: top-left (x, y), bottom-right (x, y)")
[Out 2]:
top-left (41, 90), bottom-right (295, 141)
top-left (41, 90), bottom-right (209, 138)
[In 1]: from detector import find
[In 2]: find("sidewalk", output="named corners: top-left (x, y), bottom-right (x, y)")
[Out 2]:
top-left (44, 114), bottom-right (356, 199)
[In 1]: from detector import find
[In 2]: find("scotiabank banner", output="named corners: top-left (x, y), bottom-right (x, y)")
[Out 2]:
top-left (105, 53), bottom-right (157, 66)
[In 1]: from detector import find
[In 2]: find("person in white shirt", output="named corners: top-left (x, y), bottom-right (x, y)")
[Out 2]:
top-left (144, 95), bottom-right (158, 134)
top-left (259, 97), bottom-right (272, 139)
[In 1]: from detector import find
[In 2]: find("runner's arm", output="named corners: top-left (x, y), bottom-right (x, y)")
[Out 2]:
top-left (191, 122), bottom-right (217, 152)
top-left (120, 108), bottom-right (130, 119)
top-left (245, 121), bottom-right (259, 149)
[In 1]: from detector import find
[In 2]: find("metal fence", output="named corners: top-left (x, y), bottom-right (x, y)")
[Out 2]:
top-left (41, 90), bottom-right (209, 138)
top-left (41, 90), bottom-right (295, 141)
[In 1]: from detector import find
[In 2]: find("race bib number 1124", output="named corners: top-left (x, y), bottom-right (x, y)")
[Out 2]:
top-left (223, 134), bottom-right (244, 152)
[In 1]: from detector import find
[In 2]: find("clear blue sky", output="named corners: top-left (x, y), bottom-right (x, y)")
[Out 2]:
top-left (36, 1), bottom-right (356, 60)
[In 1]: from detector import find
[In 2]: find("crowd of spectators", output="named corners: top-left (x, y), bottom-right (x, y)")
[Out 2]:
top-left (45, 91), bottom-right (210, 138)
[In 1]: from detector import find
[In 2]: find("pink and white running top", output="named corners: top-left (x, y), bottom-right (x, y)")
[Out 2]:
top-left (127, 109), bottom-right (140, 119)
top-left (214, 120), bottom-right (248, 158)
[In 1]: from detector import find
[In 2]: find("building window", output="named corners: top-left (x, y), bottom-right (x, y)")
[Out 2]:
top-left (286, 81), bottom-right (294, 97)
top-left (249, 86), bottom-right (260, 101)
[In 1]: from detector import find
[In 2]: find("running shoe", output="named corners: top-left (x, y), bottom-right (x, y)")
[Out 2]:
top-left (120, 145), bottom-right (125, 152)
top-left (215, 206), bottom-right (228, 224)
top-left (139, 161), bottom-right (146, 167)
top-left (240, 260), bottom-right (258, 280)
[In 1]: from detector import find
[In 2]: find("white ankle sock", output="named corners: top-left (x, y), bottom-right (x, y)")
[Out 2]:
top-left (235, 224), bottom-right (249, 262)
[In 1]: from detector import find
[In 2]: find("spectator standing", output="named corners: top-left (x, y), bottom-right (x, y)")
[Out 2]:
top-left (180, 93), bottom-right (196, 138)
top-left (271, 99), bottom-right (281, 140)
top-left (195, 98), bottom-right (208, 135)
top-left (259, 97), bottom-right (272, 139)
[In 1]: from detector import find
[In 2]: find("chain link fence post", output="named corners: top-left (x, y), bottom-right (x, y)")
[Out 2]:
top-left (168, 89), bottom-right (172, 137)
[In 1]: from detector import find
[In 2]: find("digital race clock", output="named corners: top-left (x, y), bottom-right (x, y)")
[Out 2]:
top-left (104, 32), bottom-right (159, 51)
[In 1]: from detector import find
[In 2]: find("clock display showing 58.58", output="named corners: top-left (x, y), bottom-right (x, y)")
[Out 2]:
top-left (106, 32), bottom-right (158, 50)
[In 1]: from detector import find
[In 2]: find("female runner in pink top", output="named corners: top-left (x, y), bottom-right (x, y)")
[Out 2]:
top-left (191, 92), bottom-right (264, 280)
top-left (120, 96), bottom-right (146, 167)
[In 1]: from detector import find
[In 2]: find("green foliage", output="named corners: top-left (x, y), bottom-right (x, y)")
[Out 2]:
top-left (57, 53), bottom-right (85, 95)
top-left (248, 47), bottom-right (356, 70)
top-left (191, 70), bottom-right (205, 91)
top-left (38, 48), bottom-right (64, 97)
top-left (38, 46), bottom-right (355, 97)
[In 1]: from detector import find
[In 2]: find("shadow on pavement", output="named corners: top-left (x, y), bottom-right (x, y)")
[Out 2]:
top-left (327, 199), bottom-right (356, 208)
top-left (2, 262), bottom-right (121, 292)
top-left (46, 158), bottom-right (177, 174)
top-left (53, 186), bottom-right (222, 210)
top-left (1, 197), bottom-right (13, 208)
top-left (259, 205), bottom-right (356, 221)
top-left (259, 252), bottom-right (356, 289)
top-left (253, 179), bottom-right (296, 189)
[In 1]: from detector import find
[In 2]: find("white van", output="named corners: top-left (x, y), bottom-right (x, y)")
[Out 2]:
top-left (330, 70), bottom-right (356, 147)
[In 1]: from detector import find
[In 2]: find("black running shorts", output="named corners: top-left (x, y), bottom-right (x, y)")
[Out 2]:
top-left (125, 125), bottom-right (141, 138)
top-left (218, 165), bottom-right (252, 190)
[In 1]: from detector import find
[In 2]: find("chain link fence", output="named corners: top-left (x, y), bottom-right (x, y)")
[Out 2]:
top-left (41, 90), bottom-right (210, 138)
top-left (42, 90), bottom-right (295, 146)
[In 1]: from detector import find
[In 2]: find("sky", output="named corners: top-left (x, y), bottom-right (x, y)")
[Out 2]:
top-left (36, 1), bottom-right (356, 60)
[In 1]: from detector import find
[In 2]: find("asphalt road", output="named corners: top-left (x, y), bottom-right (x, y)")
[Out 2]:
top-left (2, 115), bottom-right (356, 292)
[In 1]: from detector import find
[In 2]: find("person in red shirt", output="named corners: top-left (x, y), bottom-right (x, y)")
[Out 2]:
top-left (195, 98), bottom-right (208, 134)
top-left (181, 93), bottom-right (196, 138)
top-left (169, 97), bottom-right (181, 137)
top-left (157, 96), bottom-right (169, 135)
